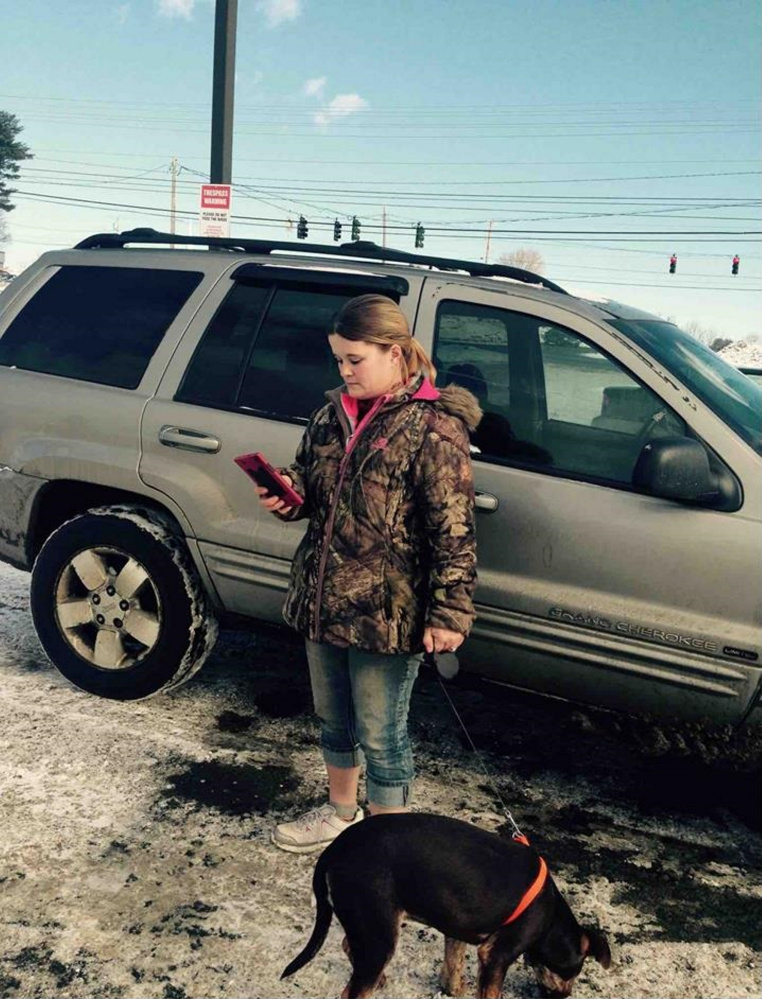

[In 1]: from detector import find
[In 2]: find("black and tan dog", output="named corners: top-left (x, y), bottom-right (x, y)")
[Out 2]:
top-left (282, 813), bottom-right (611, 998)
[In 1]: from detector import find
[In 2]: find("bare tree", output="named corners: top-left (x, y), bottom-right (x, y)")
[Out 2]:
top-left (682, 320), bottom-right (718, 346)
top-left (498, 248), bottom-right (544, 274)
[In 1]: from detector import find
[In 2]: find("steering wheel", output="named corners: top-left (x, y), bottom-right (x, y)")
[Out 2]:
top-left (633, 410), bottom-right (669, 455)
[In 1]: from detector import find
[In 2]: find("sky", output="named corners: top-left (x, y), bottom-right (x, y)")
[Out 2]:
top-left (1, 0), bottom-right (760, 340)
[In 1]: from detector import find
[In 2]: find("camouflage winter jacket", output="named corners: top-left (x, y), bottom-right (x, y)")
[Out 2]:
top-left (279, 375), bottom-right (481, 654)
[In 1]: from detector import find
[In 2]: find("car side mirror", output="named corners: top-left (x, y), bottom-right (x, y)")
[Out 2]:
top-left (633, 437), bottom-right (719, 503)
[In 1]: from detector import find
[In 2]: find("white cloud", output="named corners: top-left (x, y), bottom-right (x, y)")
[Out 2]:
top-left (314, 93), bottom-right (367, 127)
top-left (303, 76), bottom-right (326, 98)
top-left (156, 0), bottom-right (195, 19)
top-left (116, 3), bottom-right (131, 25)
top-left (257, 0), bottom-right (302, 29)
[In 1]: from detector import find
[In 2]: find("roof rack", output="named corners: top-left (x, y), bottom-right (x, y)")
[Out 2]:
top-left (75, 227), bottom-right (567, 295)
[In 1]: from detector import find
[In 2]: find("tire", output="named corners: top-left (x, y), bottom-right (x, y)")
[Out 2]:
top-left (31, 504), bottom-right (218, 700)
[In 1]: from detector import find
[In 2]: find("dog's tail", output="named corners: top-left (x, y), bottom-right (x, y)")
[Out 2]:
top-left (280, 852), bottom-right (334, 979)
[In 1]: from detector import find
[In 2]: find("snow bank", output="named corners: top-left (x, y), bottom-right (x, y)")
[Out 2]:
top-left (718, 340), bottom-right (762, 367)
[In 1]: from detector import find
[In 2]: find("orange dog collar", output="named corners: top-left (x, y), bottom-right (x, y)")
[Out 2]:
top-left (502, 835), bottom-right (548, 925)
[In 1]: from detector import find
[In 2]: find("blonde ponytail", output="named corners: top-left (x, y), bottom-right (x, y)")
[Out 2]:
top-left (402, 336), bottom-right (437, 385)
top-left (333, 294), bottom-right (437, 386)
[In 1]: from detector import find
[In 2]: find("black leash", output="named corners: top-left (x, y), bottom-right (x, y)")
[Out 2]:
top-left (425, 651), bottom-right (526, 840)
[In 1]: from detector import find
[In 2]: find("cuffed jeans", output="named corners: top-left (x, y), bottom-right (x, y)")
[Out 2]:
top-left (305, 639), bottom-right (421, 808)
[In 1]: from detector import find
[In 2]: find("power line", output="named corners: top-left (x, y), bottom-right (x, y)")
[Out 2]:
top-left (14, 190), bottom-right (762, 245)
top-left (560, 278), bottom-right (762, 291)
top-left (26, 166), bottom-right (757, 234)
top-left (12, 118), bottom-right (762, 139)
top-left (20, 170), bottom-right (761, 230)
top-left (15, 110), bottom-right (761, 128)
top-left (4, 92), bottom-right (758, 108)
top-left (32, 149), bottom-right (762, 167)
top-left (23, 164), bottom-right (761, 187)
top-left (16, 176), bottom-right (762, 223)
top-left (548, 260), bottom-right (761, 278)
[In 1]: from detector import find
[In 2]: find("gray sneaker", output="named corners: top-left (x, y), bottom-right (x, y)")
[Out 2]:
top-left (272, 803), bottom-right (364, 854)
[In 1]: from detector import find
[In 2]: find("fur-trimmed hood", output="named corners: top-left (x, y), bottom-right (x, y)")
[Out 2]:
top-left (434, 383), bottom-right (483, 432)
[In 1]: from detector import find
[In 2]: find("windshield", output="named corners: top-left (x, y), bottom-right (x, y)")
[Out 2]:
top-left (609, 318), bottom-right (762, 456)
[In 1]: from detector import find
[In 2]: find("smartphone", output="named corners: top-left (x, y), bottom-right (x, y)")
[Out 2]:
top-left (234, 452), bottom-right (304, 507)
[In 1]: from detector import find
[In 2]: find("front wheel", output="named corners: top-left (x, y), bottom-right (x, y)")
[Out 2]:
top-left (31, 505), bottom-right (218, 700)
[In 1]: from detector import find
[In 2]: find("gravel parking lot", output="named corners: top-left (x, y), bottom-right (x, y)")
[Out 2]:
top-left (1, 561), bottom-right (760, 999)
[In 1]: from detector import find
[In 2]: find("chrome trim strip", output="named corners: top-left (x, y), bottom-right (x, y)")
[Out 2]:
top-left (473, 605), bottom-right (748, 698)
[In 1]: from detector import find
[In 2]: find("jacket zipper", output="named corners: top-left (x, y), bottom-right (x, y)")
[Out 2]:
top-left (312, 394), bottom-right (388, 640)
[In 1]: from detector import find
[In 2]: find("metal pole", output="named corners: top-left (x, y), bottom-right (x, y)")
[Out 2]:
top-left (210, 0), bottom-right (238, 184)
top-left (382, 206), bottom-right (387, 248)
top-left (484, 220), bottom-right (493, 263)
top-left (169, 156), bottom-right (178, 247)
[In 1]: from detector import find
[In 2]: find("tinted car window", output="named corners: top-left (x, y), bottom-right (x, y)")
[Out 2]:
top-left (238, 286), bottom-right (359, 420)
top-left (538, 323), bottom-right (687, 481)
top-left (178, 281), bottom-right (271, 407)
top-left (434, 300), bottom-right (549, 466)
top-left (0, 266), bottom-right (202, 389)
top-left (435, 299), bottom-right (687, 483)
top-left (435, 301), bottom-right (511, 409)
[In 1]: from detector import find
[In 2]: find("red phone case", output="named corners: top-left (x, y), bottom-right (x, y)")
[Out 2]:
top-left (234, 452), bottom-right (304, 507)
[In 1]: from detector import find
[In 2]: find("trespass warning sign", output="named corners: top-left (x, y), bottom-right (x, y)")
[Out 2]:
top-left (199, 184), bottom-right (232, 238)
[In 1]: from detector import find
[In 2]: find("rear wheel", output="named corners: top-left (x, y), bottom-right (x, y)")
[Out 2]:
top-left (31, 505), bottom-right (218, 700)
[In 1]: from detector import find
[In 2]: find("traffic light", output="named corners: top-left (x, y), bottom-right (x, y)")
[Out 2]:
top-left (351, 216), bottom-right (361, 241)
top-left (297, 215), bottom-right (308, 240)
top-left (732, 254), bottom-right (740, 275)
top-left (333, 219), bottom-right (342, 242)
top-left (669, 253), bottom-right (677, 274)
top-left (415, 222), bottom-right (425, 248)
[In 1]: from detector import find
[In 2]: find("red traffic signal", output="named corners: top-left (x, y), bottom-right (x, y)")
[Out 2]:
top-left (732, 255), bottom-right (740, 275)
top-left (669, 254), bottom-right (677, 274)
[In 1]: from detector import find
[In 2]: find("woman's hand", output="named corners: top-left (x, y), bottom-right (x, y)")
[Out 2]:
top-left (256, 477), bottom-right (294, 517)
top-left (423, 626), bottom-right (464, 655)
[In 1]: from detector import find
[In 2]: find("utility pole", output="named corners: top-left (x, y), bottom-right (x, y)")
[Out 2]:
top-left (382, 207), bottom-right (387, 248)
top-left (169, 156), bottom-right (179, 247)
top-left (484, 220), bottom-right (493, 263)
top-left (210, 0), bottom-right (238, 184)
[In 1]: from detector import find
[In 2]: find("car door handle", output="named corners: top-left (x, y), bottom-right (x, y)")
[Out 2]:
top-left (158, 425), bottom-right (221, 454)
top-left (475, 491), bottom-right (498, 512)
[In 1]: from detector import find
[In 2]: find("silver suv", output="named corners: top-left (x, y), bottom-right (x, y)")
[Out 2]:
top-left (1, 229), bottom-right (760, 745)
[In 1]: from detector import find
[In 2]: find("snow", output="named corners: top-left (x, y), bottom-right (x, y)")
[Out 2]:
top-left (718, 340), bottom-right (762, 367)
top-left (1, 559), bottom-right (761, 999)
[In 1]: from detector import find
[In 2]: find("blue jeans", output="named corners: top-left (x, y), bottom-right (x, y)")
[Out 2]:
top-left (305, 640), bottom-right (421, 808)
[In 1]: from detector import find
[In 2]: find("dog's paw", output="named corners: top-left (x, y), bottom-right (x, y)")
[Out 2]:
top-left (438, 973), bottom-right (467, 997)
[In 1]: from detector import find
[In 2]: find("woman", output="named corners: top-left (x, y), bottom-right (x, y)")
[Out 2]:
top-left (258, 294), bottom-right (481, 853)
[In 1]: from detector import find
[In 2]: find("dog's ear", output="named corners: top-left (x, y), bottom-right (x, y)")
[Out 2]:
top-left (580, 927), bottom-right (611, 969)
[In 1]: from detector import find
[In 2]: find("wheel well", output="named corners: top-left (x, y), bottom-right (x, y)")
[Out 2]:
top-left (29, 481), bottom-right (186, 561)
